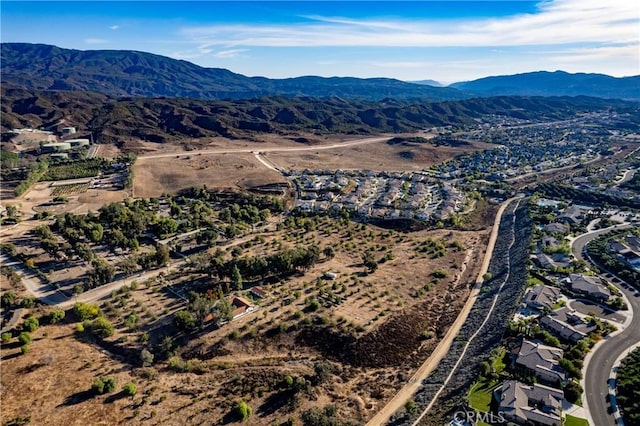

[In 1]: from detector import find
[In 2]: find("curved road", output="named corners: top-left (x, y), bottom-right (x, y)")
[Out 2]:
top-left (571, 227), bottom-right (640, 426)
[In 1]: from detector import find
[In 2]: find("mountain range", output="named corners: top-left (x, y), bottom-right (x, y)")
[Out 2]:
top-left (2, 43), bottom-right (639, 101)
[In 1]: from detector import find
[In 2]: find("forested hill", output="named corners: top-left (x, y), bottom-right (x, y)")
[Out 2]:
top-left (2, 85), bottom-right (636, 144)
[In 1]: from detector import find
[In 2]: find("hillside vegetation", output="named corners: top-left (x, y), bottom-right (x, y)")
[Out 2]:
top-left (2, 86), bottom-right (634, 144)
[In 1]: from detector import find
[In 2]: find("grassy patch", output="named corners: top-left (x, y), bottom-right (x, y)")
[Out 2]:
top-left (565, 414), bottom-right (589, 426)
top-left (491, 346), bottom-right (507, 373)
top-left (468, 378), bottom-right (499, 412)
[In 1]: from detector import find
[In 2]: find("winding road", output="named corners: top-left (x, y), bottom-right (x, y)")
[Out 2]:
top-left (571, 227), bottom-right (640, 426)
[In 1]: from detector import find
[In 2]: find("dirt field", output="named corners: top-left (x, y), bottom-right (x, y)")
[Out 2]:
top-left (266, 139), bottom-right (493, 172)
top-left (133, 153), bottom-right (287, 198)
top-left (1, 321), bottom-right (138, 426)
top-left (3, 182), bottom-right (128, 221)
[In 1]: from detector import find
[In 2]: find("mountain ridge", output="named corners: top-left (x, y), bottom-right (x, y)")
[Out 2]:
top-left (451, 70), bottom-right (640, 99)
top-left (0, 43), bottom-right (464, 102)
top-left (2, 43), bottom-right (638, 101)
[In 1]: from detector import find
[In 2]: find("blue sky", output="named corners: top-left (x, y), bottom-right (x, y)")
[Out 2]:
top-left (2, 1), bottom-right (638, 83)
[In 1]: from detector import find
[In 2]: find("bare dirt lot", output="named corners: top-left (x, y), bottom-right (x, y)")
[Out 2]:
top-left (266, 138), bottom-right (493, 172)
top-left (134, 153), bottom-right (287, 198)
top-left (1, 321), bottom-right (138, 426)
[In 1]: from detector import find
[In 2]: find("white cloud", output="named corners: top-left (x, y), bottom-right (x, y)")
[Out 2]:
top-left (214, 49), bottom-right (247, 59)
top-left (180, 0), bottom-right (638, 49)
top-left (84, 38), bottom-right (109, 45)
top-left (109, 25), bottom-right (120, 30)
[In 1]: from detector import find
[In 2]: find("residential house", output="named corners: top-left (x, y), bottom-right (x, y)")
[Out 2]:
top-left (624, 235), bottom-right (640, 251)
top-left (231, 296), bottom-right (255, 319)
top-left (250, 286), bottom-right (268, 299)
top-left (539, 307), bottom-right (596, 342)
top-left (544, 223), bottom-right (569, 234)
top-left (567, 274), bottom-right (611, 301)
top-left (499, 380), bottom-right (564, 426)
top-left (557, 205), bottom-right (590, 225)
top-left (541, 236), bottom-right (562, 251)
top-left (513, 339), bottom-right (566, 385)
top-left (533, 253), bottom-right (559, 270)
top-left (523, 285), bottom-right (561, 311)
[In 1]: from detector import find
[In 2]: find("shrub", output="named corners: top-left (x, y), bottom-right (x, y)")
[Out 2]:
top-left (23, 317), bottom-right (39, 332)
top-left (21, 344), bottom-right (29, 355)
top-left (73, 302), bottom-right (101, 321)
top-left (75, 323), bottom-right (85, 333)
top-left (1, 332), bottom-right (11, 343)
top-left (283, 375), bottom-right (294, 388)
top-left (21, 297), bottom-right (36, 308)
top-left (405, 399), bottom-right (417, 415)
top-left (123, 382), bottom-right (137, 396)
top-left (234, 401), bottom-right (253, 421)
top-left (88, 317), bottom-right (115, 338)
top-left (92, 376), bottom-right (117, 395)
top-left (140, 349), bottom-right (154, 367)
top-left (420, 330), bottom-right (434, 340)
top-left (47, 309), bottom-right (66, 324)
top-left (18, 332), bottom-right (32, 345)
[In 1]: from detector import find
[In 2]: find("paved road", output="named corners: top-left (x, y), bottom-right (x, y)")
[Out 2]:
top-left (0, 308), bottom-right (24, 334)
top-left (0, 253), bottom-right (187, 309)
top-left (570, 224), bottom-right (632, 262)
top-left (138, 136), bottom-right (391, 160)
top-left (571, 228), bottom-right (640, 426)
top-left (615, 168), bottom-right (636, 185)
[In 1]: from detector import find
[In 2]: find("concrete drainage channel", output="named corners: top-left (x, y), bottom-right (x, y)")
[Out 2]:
top-left (387, 198), bottom-right (532, 426)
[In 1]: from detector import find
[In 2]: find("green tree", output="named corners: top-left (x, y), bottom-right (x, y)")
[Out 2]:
top-left (1, 332), bottom-right (12, 343)
top-left (140, 349), bottom-right (154, 367)
top-left (73, 302), bottom-right (101, 321)
top-left (189, 293), bottom-right (214, 328)
top-left (231, 264), bottom-right (243, 291)
top-left (362, 251), bottom-right (378, 273)
top-left (323, 246), bottom-right (335, 260)
top-left (405, 400), bottom-right (417, 415)
top-left (47, 309), bottom-right (66, 324)
top-left (1, 291), bottom-right (16, 307)
top-left (88, 317), bottom-right (115, 338)
top-left (174, 310), bottom-right (195, 331)
top-left (23, 316), bottom-right (39, 332)
top-left (21, 297), bottom-right (36, 308)
top-left (155, 244), bottom-right (170, 266)
top-left (18, 332), bottom-right (32, 345)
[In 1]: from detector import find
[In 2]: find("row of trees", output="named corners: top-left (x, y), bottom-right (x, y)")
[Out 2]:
top-left (587, 233), bottom-right (640, 289)
top-left (192, 244), bottom-right (321, 284)
top-left (617, 348), bottom-right (640, 425)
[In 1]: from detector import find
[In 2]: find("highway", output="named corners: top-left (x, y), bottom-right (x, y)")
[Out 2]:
top-left (571, 227), bottom-right (640, 426)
